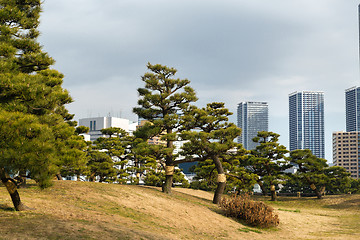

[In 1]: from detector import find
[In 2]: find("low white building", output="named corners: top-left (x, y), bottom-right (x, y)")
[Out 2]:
top-left (79, 117), bottom-right (137, 141)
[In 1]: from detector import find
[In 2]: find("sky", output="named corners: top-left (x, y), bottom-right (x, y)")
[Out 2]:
top-left (38, 0), bottom-right (360, 161)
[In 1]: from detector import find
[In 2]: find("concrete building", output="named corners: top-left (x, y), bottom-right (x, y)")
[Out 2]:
top-left (79, 117), bottom-right (137, 141)
top-left (289, 91), bottom-right (325, 158)
top-left (332, 131), bottom-right (360, 179)
top-left (345, 86), bottom-right (360, 132)
top-left (237, 101), bottom-right (268, 150)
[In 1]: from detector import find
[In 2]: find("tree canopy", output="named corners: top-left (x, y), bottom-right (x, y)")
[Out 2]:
top-left (133, 63), bottom-right (197, 193)
top-left (180, 102), bottom-right (243, 203)
top-left (0, 0), bottom-right (81, 210)
top-left (241, 131), bottom-right (289, 201)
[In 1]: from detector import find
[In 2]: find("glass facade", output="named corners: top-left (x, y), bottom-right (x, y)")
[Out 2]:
top-left (289, 91), bottom-right (324, 158)
top-left (237, 102), bottom-right (268, 150)
top-left (345, 86), bottom-right (360, 132)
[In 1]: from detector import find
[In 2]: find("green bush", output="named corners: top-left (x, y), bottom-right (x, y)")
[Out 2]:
top-left (220, 194), bottom-right (279, 228)
top-left (144, 172), bottom-right (164, 187)
top-left (190, 180), bottom-right (215, 191)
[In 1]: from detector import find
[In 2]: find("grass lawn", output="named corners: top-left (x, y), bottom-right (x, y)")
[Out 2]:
top-left (1, 181), bottom-right (359, 239)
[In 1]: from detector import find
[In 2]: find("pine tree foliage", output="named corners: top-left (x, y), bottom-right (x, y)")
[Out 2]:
top-left (0, 110), bottom-right (55, 188)
top-left (58, 132), bottom-right (89, 180)
top-left (180, 102), bottom-right (243, 203)
top-left (0, 0), bottom-right (84, 210)
top-left (87, 151), bottom-right (117, 183)
top-left (324, 166), bottom-right (351, 194)
top-left (93, 128), bottom-right (129, 183)
top-left (289, 149), bottom-right (351, 198)
top-left (133, 63), bottom-right (197, 193)
top-left (289, 149), bottom-right (328, 199)
top-left (130, 129), bottom-right (189, 187)
top-left (243, 131), bottom-right (290, 201)
top-left (126, 138), bottom-right (160, 185)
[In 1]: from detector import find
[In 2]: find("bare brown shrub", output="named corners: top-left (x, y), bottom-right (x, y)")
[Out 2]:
top-left (220, 194), bottom-right (279, 228)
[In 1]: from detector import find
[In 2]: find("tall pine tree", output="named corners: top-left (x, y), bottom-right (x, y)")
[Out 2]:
top-left (180, 102), bottom-right (242, 203)
top-left (133, 63), bottom-right (197, 193)
top-left (0, 0), bottom-right (80, 210)
top-left (244, 132), bottom-right (289, 201)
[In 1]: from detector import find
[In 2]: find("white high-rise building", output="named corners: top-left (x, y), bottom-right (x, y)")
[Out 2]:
top-left (237, 102), bottom-right (268, 150)
top-left (289, 91), bottom-right (324, 158)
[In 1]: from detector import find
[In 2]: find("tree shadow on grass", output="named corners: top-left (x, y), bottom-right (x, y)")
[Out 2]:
top-left (0, 204), bottom-right (15, 212)
top-left (325, 197), bottom-right (360, 210)
top-left (139, 185), bottom-right (222, 212)
top-left (18, 183), bottom-right (38, 189)
top-left (252, 195), bottom-right (319, 202)
top-left (0, 182), bottom-right (38, 189)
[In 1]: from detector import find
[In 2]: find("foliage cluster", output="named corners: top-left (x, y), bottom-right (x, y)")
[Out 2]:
top-left (0, 0), bottom-right (86, 211)
top-left (220, 194), bottom-right (279, 228)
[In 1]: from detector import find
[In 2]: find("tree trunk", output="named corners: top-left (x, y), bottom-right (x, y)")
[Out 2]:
top-left (319, 186), bottom-right (326, 196)
top-left (257, 180), bottom-right (267, 196)
top-left (136, 172), bottom-right (141, 185)
top-left (309, 183), bottom-right (323, 199)
top-left (213, 181), bottom-right (226, 204)
top-left (213, 156), bottom-right (226, 204)
top-left (314, 186), bottom-right (326, 199)
top-left (270, 184), bottom-right (277, 201)
top-left (314, 188), bottom-right (322, 199)
top-left (17, 170), bottom-right (27, 188)
top-left (163, 165), bottom-right (174, 194)
top-left (0, 168), bottom-right (27, 211)
top-left (162, 174), bottom-right (173, 194)
top-left (56, 173), bottom-right (63, 180)
top-left (162, 129), bottom-right (174, 194)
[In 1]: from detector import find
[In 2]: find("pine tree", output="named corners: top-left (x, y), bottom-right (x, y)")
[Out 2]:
top-left (133, 63), bottom-right (197, 193)
top-left (244, 131), bottom-right (289, 201)
top-left (87, 151), bottom-right (117, 182)
top-left (57, 126), bottom-right (90, 181)
top-left (93, 127), bottom-right (129, 183)
top-left (288, 149), bottom-right (351, 199)
top-left (0, 0), bottom-right (80, 210)
top-left (180, 102), bottom-right (242, 204)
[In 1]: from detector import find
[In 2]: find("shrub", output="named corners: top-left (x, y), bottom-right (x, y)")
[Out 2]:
top-left (190, 180), bottom-right (215, 191)
top-left (220, 194), bottom-right (279, 228)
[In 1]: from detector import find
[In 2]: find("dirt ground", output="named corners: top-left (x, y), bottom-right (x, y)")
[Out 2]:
top-left (169, 188), bottom-right (360, 240)
top-left (0, 181), bottom-right (359, 239)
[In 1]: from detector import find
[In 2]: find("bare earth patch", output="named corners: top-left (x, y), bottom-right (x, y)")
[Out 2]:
top-left (1, 181), bottom-right (359, 239)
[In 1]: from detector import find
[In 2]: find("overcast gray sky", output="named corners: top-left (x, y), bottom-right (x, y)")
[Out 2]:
top-left (38, 0), bottom-right (360, 161)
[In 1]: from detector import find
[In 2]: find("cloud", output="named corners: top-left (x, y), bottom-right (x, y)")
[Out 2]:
top-left (39, 0), bottom-right (360, 160)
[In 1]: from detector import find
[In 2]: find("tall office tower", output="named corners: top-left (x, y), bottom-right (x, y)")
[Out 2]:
top-left (345, 86), bottom-right (360, 132)
top-left (289, 91), bottom-right (325, 158)
top-left (237, 102), bottom-right (268, 150)
top-left (333, 131), bottom-right (360, 179)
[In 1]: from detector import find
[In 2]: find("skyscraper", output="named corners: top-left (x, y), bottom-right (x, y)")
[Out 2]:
top-left (237, 101), bottom-right (268, 150)
top-left (345, 86), bottom-right (360, 132)
top-left (289, 91), bottom-right (324, 158)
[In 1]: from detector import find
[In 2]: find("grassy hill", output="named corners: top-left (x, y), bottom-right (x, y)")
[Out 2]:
top-left (1, 181), bottom-right (360, 239)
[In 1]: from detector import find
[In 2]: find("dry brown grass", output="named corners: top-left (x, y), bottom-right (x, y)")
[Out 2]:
top-left (0, 181), bottom-right (359, 239)
top-left (220, 194), bottom-right (279, 227)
